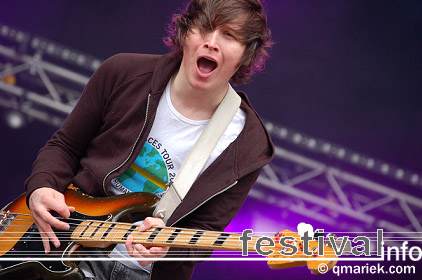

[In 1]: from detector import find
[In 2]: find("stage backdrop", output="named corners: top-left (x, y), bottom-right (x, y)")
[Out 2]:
top-left (1, 1), bottom-right (421, 279)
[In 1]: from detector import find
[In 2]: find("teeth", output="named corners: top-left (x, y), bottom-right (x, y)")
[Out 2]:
top-left (199, 57), bottom-right (216, 64)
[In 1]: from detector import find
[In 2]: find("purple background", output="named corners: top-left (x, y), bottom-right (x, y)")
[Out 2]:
top-left (1, 1), bottom-right (421, 279)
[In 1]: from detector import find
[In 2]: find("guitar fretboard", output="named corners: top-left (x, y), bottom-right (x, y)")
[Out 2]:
top-left (71, 220), bottom-right (263, 251)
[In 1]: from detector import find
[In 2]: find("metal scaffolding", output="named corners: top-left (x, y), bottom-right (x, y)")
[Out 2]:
top-left (0, 23), bottom-right (97, 127)
top-left (251, 145), bottom-right (422, 243)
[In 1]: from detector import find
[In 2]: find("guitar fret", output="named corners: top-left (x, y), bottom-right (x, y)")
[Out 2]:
top-left (109, 223), bottom-right (120, 242)
top-left (84, 222), bottom-right (104, 239)
top-left (178, 230), bottom-right (198, 246)
top-left (155, 227), bottom-right (172, 245)
top-left (169, 228), bottom-right (192, 246)
top-left (219, 234), bottom-right (243, 250)
top-left (188, 231), bottom-right (204, 245)
top-left (90, 222), bottom-right (104, 237)
top-left (171, 229), bottom-right (184, 244)
top-left (89, 222), bottom-right (109, 241)
top-left (205, 232), bottom-right (221, 247)
top-left (101, 222), bottom-right (116, 240)
top-left (79, 221), bottom-right (93, 238)
top-left (72, 221), bottom-right (89, 239)
top-left (111, 223), bottom-right (130, 242)
top-left (213, 233), bottom-right (230, 247)
top-left (132, 229), bottom-right (148, 244)
top-left (123, 225), bottom-right (138, 240)
top-left (166, 228), bottom-right (182, 244)
top-left (147, 227), bottom-right (162, 242)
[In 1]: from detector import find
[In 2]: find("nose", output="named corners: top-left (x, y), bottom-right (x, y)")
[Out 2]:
top-left (203, 30), bottom-right (219, 52)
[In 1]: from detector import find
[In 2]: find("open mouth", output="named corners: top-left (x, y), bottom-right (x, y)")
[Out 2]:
top-left (197, 57), bottom-right (217, 74)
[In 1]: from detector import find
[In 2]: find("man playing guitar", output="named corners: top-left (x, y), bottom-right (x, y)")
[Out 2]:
top-left (25, 0), bottom-right (274, 279)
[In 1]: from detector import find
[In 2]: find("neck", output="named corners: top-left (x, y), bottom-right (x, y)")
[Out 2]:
top-left (72, 221), bottom-right (260, 252)
top-left (170, 70), bottom-right (229, 121)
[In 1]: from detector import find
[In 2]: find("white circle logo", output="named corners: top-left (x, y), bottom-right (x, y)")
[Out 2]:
top-left (318, 263), bottom-right (329, 274)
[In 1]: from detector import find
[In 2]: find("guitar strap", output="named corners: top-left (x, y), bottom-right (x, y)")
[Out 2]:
top-left (153, 84), bottom-right (241, 223)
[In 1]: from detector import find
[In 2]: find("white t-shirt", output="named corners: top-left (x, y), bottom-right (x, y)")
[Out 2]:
top-left (110, 80), bottom-right (246, 196)
top-left (108, 80), bottom-right (246, 271)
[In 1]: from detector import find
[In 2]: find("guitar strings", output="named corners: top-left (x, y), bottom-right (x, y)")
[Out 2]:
top-left (3, 213), bottom-right (421, 251)
top-left (1, 215), bottom-right (409, 260)
top-left (2, 213), bottom-right (393, 236)
top-left (0, 215), bottom-right (378, 257)
top-left (7, 213), bottom-right (419, 237)
top-left (7, 213), bottom-right (422, 236)
top-left (3, 213), bottom-right (249, 241)
top-left (2, 230), bottom-right (419, 249)
top-left (3, 214), bottom-right (421, 246)
top-left (1, 218), bottom-right (248, 251)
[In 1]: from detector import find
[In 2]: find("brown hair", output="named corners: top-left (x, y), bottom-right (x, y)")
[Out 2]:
top-left (164, 0), bottom-right (272, 85)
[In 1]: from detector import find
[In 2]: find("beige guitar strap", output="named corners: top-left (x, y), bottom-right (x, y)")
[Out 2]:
top-left (153, 84), bottom-right (241, 223)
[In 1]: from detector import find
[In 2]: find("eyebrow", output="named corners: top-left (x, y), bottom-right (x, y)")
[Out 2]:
top-left (223, 24), bottom-right (245, 40)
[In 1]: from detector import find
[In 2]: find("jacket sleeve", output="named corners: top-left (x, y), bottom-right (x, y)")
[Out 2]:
top-left (24, 56), bottom-right (116, 202)
top-left (151, 169), bottom-right (262, 279)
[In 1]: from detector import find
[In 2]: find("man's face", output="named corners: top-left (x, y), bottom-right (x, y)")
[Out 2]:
top-left (179, 21), bottom-right (246, 93)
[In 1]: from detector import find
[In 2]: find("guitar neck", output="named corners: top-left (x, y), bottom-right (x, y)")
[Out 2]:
top-left (71, 220), bottom-right (262, 252)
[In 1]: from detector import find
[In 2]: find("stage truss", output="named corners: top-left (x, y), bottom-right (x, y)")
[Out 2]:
top-left (251, 146), bottom-right (422, 244)
top-left (0, 23), bottom-right (97, 127)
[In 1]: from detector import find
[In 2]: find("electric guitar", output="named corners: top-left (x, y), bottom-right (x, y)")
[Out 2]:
top-left (0, 186), bottom-right (338, 279)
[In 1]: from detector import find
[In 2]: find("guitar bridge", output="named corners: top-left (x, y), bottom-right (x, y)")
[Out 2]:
top-left (0, 211), bottom-right (15, 233)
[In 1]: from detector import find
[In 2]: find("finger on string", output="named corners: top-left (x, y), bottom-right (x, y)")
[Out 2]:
top-left (39, 230), bottom-right (51, 254)
top-left (36, 215), bottom-right (61, 250)
top-left (139, 217), bottom-right (165, 232)
top-left (125, 234), bottom-right (135, 256)
top-left (42, 209), bottom-right (70, 231)
top-left (45, 226), bottom-right (61, 249)
top-left (52, 201), bottom-right (72, 220)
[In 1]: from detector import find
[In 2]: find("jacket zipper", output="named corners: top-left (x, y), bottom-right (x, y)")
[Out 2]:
top-left (148, 180), bottom-right (238, 279)
top-left (149, 263), bottom-right (154, 280)
top-left (102, 94), bottom-right (151, 195)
